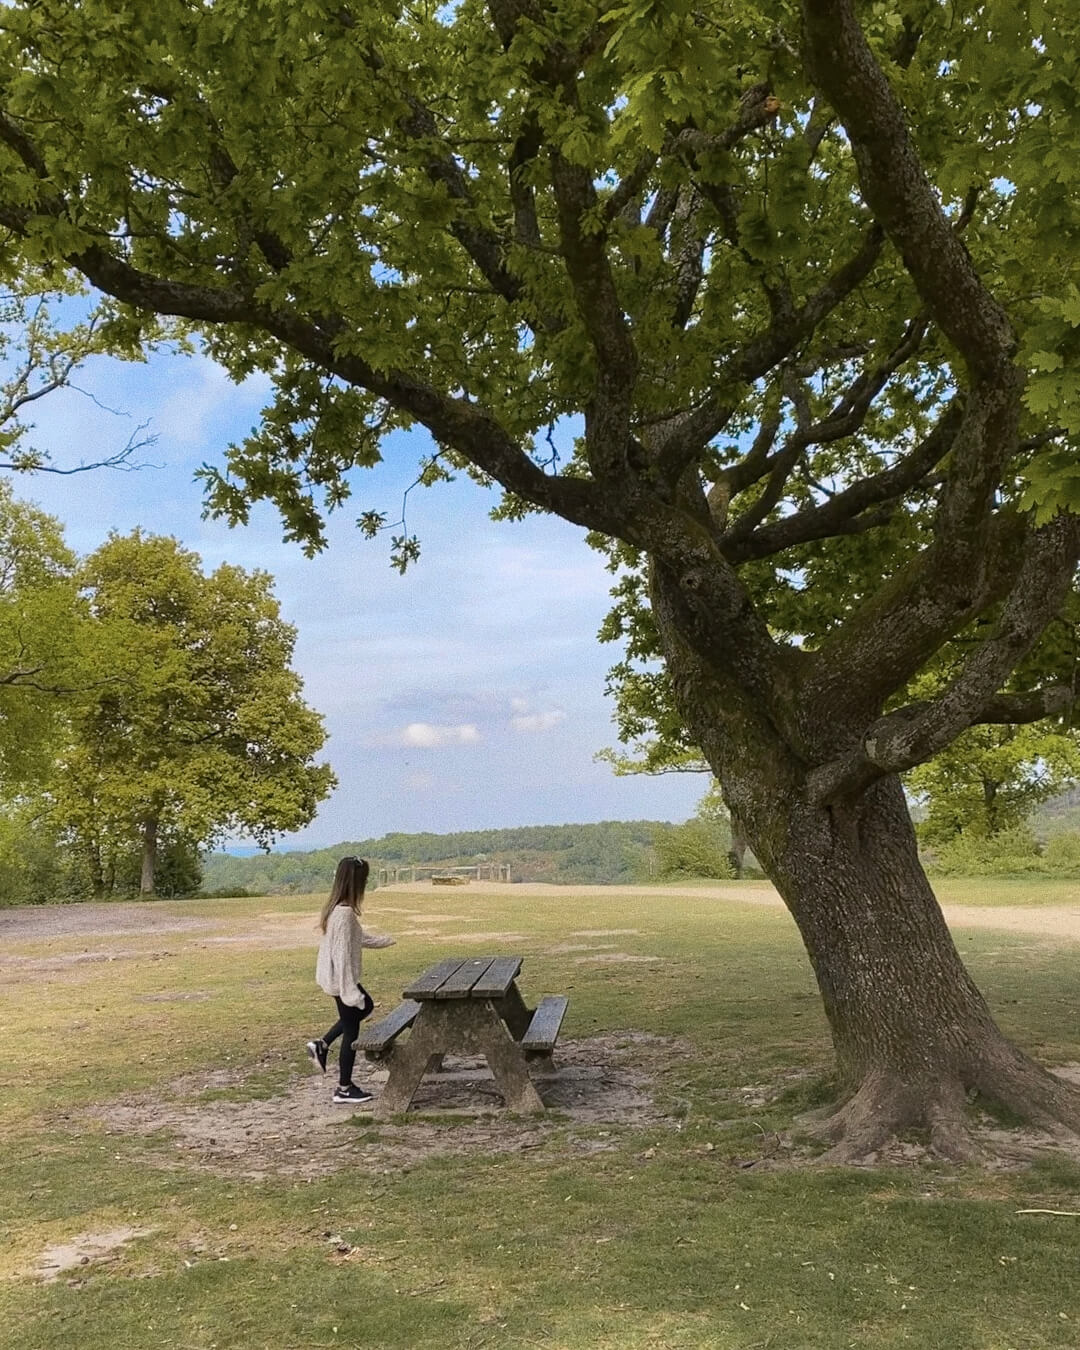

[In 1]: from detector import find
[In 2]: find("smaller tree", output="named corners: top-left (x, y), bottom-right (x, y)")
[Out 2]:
top-left (653, 785), bottom-right (735, 880)
top-left (908, 723), bottom-right (1080, 846)
top-left (54, 531), bottom-right (335, 896)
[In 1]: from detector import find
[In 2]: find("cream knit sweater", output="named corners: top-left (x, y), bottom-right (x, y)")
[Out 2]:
top-left (315, 905), bottom-right (394, 1006)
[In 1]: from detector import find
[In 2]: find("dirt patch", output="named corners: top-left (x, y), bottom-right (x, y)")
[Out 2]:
top-left (428, 931), bottom-right (529, 944)
top-left (90, 1033), bottom-right (688, 1180)
top-left (371, 908), bottom-right (471, 921)
top-left (570, 928), bottom-right (641, 937)
top-left (138, 991), bottom-right (213, 1004)
top-left (945, 905), bottom-right (1080, 942)
top-left (547, 943), bottom-right (618, 954)
top-left (196, 935), bottom-right (316, 951)
top-left (0, 904), bottom-right (212, 942)
top-left (35, 1226), bottom-right (156, 1282)
top-left (574, 952), bottom-right (661, 964)
top-left (1, 948), bottom-right (176, 972)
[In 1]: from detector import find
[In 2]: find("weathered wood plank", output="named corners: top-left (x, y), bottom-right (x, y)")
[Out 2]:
top-left (521, 995), bottom-right (568, 1053)
top-left (434, 956), bottom-right (497, 999)
top-left (471, 956), bottom-right (522, 998)
top-left (402, 957), bottom-right (468, 999)
top-left (357, 999), bottom-right (421, 1055)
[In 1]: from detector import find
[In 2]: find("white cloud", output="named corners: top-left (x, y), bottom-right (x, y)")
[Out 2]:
top-left (400, 722), bottom-right (480, 748)
top-left (510, 709), bottom-right (567, 734)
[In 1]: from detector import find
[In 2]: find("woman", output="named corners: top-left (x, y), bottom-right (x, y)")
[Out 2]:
top-left (306, 856), bottom-right (395, 1103)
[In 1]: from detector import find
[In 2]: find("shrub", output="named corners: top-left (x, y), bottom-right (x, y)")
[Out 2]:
top-left (1042, 832), bottom-right (1080, 876)
top-left (927, 824), bottom-right (1046, 876)
top-left (653, 819), bottom-right (734, 879)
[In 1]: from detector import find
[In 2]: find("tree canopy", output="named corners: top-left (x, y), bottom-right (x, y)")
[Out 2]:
top-left (56, 530), bottom-right (335, 895)
top-left (0, 513), bottom-right (335, 900)
top-left (4, 0), bottom-right (1080, 1155)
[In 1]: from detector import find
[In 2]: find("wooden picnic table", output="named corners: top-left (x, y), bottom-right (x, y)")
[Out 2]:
top-left (356, 954), bottom-right (567, 1119)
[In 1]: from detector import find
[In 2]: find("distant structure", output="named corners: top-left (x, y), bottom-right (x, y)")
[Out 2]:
top-left (376, 862), bottom-right (511, 886)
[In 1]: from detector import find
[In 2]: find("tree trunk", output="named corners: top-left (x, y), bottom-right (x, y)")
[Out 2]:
top-left (982, 777), bottom-right (1000, 835)
top-left (727, 811), bottom-right (748, 879)
top-left (86, 841), bottom-right (106, 901)
top-left (648, 559), bottom-right (1080, 1159)
top-left (139, 817), bottom-right (158, 898)
top-left (740, 771), bottom-right (1080, 1158)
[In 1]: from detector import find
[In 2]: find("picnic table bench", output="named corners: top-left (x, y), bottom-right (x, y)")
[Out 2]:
top-left (356, 954), bottom-right (567, 1118)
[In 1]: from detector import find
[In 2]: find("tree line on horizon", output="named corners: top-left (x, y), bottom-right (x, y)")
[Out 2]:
top-left (200, 817), bottom-right (736, 894)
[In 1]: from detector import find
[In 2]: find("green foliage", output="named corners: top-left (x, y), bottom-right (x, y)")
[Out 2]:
top-left (0, 525), bottom-right (335, 900)
top-left (0, 808), bottom-right (75, 905)
top-left (652, 816), bottom-right (733, 879)
top-left (47, 530), bottom-right (335, 893)
top-left (7, 0), bottom-right (1080, 1125)
top-left (0, 480), bottom-right (82, 788)
top-left (0, 0), bottom-right (1076, 768)
top-left (908, 723), bottom-right (1080, 846)
top-left (921, 822), bottom-right (1080, 878)
top-left (927, 823), bottom-right (1047, 877)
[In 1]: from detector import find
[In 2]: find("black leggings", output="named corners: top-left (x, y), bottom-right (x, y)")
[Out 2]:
top-left (322, 989), bottom-right (375, 1085)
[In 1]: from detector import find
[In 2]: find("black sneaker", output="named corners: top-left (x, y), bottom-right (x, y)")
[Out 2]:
top-left (306, 1039), bottom-right (328, 1073)
top-left (332, 1083), bottom-right (374, 1105)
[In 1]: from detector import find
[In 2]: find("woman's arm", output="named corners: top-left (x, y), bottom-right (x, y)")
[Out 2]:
top-left (336, 910), bottom-right (366, 1005)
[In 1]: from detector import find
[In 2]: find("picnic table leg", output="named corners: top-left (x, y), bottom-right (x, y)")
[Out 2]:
top-left (463, 1001), bottom-right (544, 1113)
top-left (491, 982), bottom-right (532, 1040)
top-left (373, 1011), bottom-right (445, 1119)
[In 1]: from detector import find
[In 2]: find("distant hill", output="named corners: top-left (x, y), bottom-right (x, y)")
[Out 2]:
top-left (201, 820), bottom-right (671, 894)
top-left (1034, 786), bottom-right (1080, 838)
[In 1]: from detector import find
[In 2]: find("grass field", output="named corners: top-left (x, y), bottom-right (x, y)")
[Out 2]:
top-left (3, 877), bottom-right (1080, 1350)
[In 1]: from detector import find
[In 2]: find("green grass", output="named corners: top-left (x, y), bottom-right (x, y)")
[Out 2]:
top-left (3, 881), bottom-right (1080, 1349)
top-left (932, 876), bottom-right (1080, 907)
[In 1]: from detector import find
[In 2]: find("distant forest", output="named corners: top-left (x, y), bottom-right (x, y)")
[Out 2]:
top-left (201, 820), bottom-right (684, 893)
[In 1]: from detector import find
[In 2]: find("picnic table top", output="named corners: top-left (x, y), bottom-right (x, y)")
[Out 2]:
top-left (402, 954), bottom-right (523, 1001)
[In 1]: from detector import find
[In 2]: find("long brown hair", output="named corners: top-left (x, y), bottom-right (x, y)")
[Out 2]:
top-left (319, 856), bottom-right (370, 932)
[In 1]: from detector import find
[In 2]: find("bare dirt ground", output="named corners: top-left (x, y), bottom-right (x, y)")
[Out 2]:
top-left (90, 1032), bottom-right (690, 1180)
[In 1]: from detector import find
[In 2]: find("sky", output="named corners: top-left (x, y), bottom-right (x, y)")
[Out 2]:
top-left (11, 342), bottom-right (706, 848)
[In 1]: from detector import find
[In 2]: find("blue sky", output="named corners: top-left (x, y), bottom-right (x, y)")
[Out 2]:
top-left (12, 344), bottom-right (706, 847)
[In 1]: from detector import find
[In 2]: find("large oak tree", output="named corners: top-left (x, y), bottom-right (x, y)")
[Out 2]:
top-left (3, 0), bottom-right (1080, 1156)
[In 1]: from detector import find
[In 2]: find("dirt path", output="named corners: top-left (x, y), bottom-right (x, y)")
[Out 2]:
top-left (4, 880), bottom-right (1080, 945)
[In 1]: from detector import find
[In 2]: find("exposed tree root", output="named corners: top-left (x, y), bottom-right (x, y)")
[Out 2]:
top-left (799, 1058), bottom-right (1080, 1166)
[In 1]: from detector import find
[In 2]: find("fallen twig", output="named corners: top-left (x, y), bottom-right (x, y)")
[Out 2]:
top-left (1015, 1208), bottom-right (1080, 1217)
